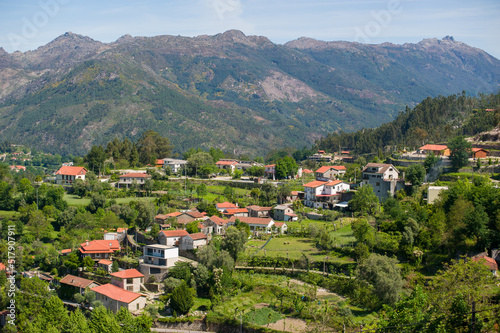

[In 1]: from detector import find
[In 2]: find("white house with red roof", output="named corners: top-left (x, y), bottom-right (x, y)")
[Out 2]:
top-left (55, 166), bottom-right (87, 185)
top-left (97, 259), bottom-right (113, 273)
top-left (215, 160), bottom-right (238, 173)
top-left (79, 240), bottom-right (120, 261)
top-left (303, 180), bottom-right (350, 209)
top-left (227, 216), bottom-right (279, 234)
top-left (216, 201), bottom-right (238, 212)
top-left (92, 283), bottom-right (147, 312)
top-left (110, 269), bottom-right (144, 292)
top-left (158, 229), bottom-right (189, 246)
top-left (179, 233), bottom-right (208, 251)
top-left (118, 172), bottom-right (151, 189)
top-left (315, 165), bottom-right (346, 181)
top-left (9, 165), bottom-right (26, 173)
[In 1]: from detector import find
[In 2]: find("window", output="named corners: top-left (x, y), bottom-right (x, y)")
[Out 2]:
top-left (127, 278), bottom-right (133, 284)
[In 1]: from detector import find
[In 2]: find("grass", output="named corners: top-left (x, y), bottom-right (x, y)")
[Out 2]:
top-left (243, 307), bottom-right (283, 325)
top-left (0, 210), bottom-right (20, 219)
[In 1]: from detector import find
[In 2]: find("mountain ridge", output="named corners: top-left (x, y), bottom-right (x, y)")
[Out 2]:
top-left (0, 30), bottom-right (498, 156)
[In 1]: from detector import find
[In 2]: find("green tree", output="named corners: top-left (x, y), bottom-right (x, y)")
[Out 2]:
top-left (275, 156), bottom-right (298, 179)
top-left (187, 152), bottom-right (213, 176)
top-left (134, 200), bottom-right (155, 230)
top-left (186, 220), bottom-right (200, 234)
top-left (448, 136), bottom-right (472, 169)
top-left (222, 226), bottom-right (247, 261)
top-left (64, 308), bottom-right (90, 333)
top-left (349, 185), bottom-right (380, 215)
top-left (196, 183), bottom-right (208, 199)
top-left (405, 164), bottom-right (426, 187)
top-left (169, 281), bottom-right (194, 315)
top-left (85, 145), bottom-right (107, 175)
top-left (89, 306), bottom-right (121, 333)
top-left (355, 253), bottom-right (403, 306)
top-left (136, 130), bottom-right (173, 165)
top-left (83, 256), bottom-right (95, 272)
top-left (209, 147), bottom-right (225, 163)
top-left (424, 152), bottom-right (439, 172)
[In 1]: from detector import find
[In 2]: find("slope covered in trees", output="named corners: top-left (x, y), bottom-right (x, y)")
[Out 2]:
top-left (316, 92), bottom-right (500, 154)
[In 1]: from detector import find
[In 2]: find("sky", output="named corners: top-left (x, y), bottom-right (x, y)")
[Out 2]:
top-left (0, 0), bottom-right (499, 58)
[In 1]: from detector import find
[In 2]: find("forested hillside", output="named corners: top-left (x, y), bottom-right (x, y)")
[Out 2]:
top-left (0, 31), bottom-right (498, 156)
top-left (316, 92), bottom-right (500, 154)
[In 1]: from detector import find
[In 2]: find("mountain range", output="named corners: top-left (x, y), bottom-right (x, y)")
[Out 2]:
top-left (0, 30), bottom-right (498, 156)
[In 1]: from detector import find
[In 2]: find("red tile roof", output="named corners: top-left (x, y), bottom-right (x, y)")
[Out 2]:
top-left (159, 230), bottom-right (189, 237)
top-left (472, 148), bottom-right (489, 153)
top-left (216, 160), bottom-right (238, 166)
top-left (187, 232), bottom-right (207, 240)
top-left (79, 240), bottom-right (120, 254)
top-left (0, 263), bottom-right (5, 270)
top-left (92, 283), bottom-right (143, 304)
top-left (209, 215), bottom-right (227, 226)
top-left (472, 256), bottom-right (498, 271)
top-left (216, 201), bottom-right (237, 209)
top-left (302, 169), bottom-right (314, 173)
top-left (325, 180), bottom-right (343, 186)
top-left (116, 228), bottom-right (127, 233)
top-left (61, 249), bottom-right (72, 254)
top-left (265, 164), bottom-right (276, 167)
top-left (224, 208), bottom-right (248, 214)
top-left (60, 274), bottom-right (95, 289)
top-left (56, 166), bottom-right (87, 176)
top-left (419, 144), bottom-right (448, 151)
top-left (315, 165), bottom-right (346, 173)
top-left (155, 159), bottom-right (164, 165)
top-left (98, 259), bottom-right (113, 266)
top-left (186, 211), bottom-right (205, 218)
top-left (228, 216), bottom-right (273, 225)
top-left (111, 269), bottom-right (144, 279)
top-left (119, 173), bottom-right (151, 178)
top-left (303, 180), bottom-right (328, 188)
top-left (274, 222), bottom-right (287, 227)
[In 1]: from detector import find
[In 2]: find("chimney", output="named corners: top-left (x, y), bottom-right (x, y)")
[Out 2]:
top-left (86, 240), bottom-right (89, 246)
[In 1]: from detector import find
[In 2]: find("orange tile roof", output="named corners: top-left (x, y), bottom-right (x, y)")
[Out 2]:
top-left (216, 201), bottom-right (237, 209)
top-left (265, 164), bottom-right (276, 167)
top-left (98, 259), bottom-right (113, 265)
top-left (116, 228), bottom-right (127, 233)
top-left (224, 208), bottom-right (248, 214)
top-left (209, 215), bottom-right (227, 225)
top-left (302, 169), bottom-right (313, 173)
top-left (60, 274), bottom-right (95, 289)
top-left (79, 240), bottom-right (120, 254)
top-left (111, 269), bottom-right (144, 279)
top-left (325, 180), bottom-right (343, 186)
top-left (472, 148), bottom-right (489, 152)
top-left (419, 144), bottom-right (448, 151)
top-left (187, 232), bottom-right (207, 240)
top-left (303, 180), bottom-right (328, 188)
top-left (274, 222), bottom-right (287, 227)
top-left (159, 230), bottom-right (189, 237)
top-left (186, 211), bottom-right (205, 218)
top-left (119, 173), bottom-right (151, 178)
top-left (92, 283), bottom-right (143, 304)
top-left (216, 160), bottom-right (238, 166)
top-left (472, 256), bottom-right (498, 271)
top-left (0, 263), bottom-right (5, 270)
top-left (155, 159), bottom-right (164, 165)
top-left (228, 216), bottom-right (273, 225)
top-left (56, 166), bottom-right (87, 176)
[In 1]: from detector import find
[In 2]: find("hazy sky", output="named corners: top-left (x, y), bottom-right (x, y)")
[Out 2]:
top-left (1, 0), bottom-right (499, 58)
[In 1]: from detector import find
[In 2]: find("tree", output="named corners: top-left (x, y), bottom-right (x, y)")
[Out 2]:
top-left (277, 183), bottom-right (292, 204)
top-left (196, 183), bottom-right (207, 199)
top-left (448, 136), bottom-right (472, 169)
top-left (187, 152), bottom-right (213, 176)
top-left (169, 281), bottom-right (194, 315)
top-left (134, 200), bottom-right (155, 229)
top-left (355, 253), bottom-right (403, 306)
top-left (85, 145), bottom-right (107, 175)
top-left (351, 219), bottom-right (375, 247)
top-left (186, 220), bottom-right (200, 234)
top-left (136, 130), bottom-right (173, 165)
top-left (349, 185), bottom-right (380, 215)
top-left (275, 156), bottom-right (298, 179)
top-left (222, 226), bottom-right (247, 261)
top-left (208, 147), bottom-right (225, 163)
top-left (405, 164), bottom-right (426, 187)
top-left (424, 152), bottom-right (439, 172)
top-left (89, 306), bottom-right (121, 333)
top-left (64, 308), bottom-right (90, 333)
top-left (83, 256), bottom-right (95, 272)
top-left (87, 193), bottom-right (107, 214)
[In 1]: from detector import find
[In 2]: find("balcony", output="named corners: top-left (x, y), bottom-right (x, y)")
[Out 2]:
top-left (145, 251), bottom-right (165, 258)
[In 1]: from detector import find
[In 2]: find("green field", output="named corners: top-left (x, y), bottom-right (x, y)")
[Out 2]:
top-left (0, 210), bottom-right (20, 219)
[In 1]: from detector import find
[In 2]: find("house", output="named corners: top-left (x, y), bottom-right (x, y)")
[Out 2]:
top-left (176, 211), bottom-right (207, 225)
top-left (92, 283), bottom-right (147, 313)
top-left (303, 180), bottom-right (351, 209)
top-left (163, 158), bottom-right (188, 174)
top-left (158, 229), bottom-right (189, 246)
top-left (155, 159), bottom-right (164, 168)
top-left (9, 165), bottom-right (26, 172)
top-left (361, 163), bottom-right (403, 201)
top-left (60, 249), bottom-right (72, 256)
top-left (227, 216), bottom-right (280, 234)
top-left (59, 274), bottom-right (99, 299)
top-left (247, 205), bottom-right (272, 218)
top-left (55, 166), bottom-right (87, 185)
top-left (472, 148), bottom-right (489, 158)
top-left (110, 269), bottom-right (144, 292)
top-left (97, 259), bottom-right (113, 273)
top-left (223, 208), bottom-right (249, 218)
top-left (273, 222), bottom-right (288, 234)
top-left (264, 164), bottom-right (276, 179)
top-left (216, 201), bottom-right (238, 212)
top-left (418, 144), bottom-right (450, 156)
top-left (79, 240), bottom-right (120, 261)
top-left (308, 153), bottom-right (333, 162)
top-left (216, 160), bottom-right (238, 173)
top-left (204, 215), bottom-right (228, 235)
top-left (273, 205), bottom-right (298, 222)
top-left (118, 173), bottom-right (151, 189)
top-left (315, 165), bottom-right (346, 181)
top-left (472, 254), bottom-right (498, 276)
top-left (155, 212), bottom-right (182, 224)
top-left (140, 244), bottom-right (180, 280)
top-left (236, 161), bottom-right (261, 171)
top-left (179, 233), bottom-right (208, 251)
